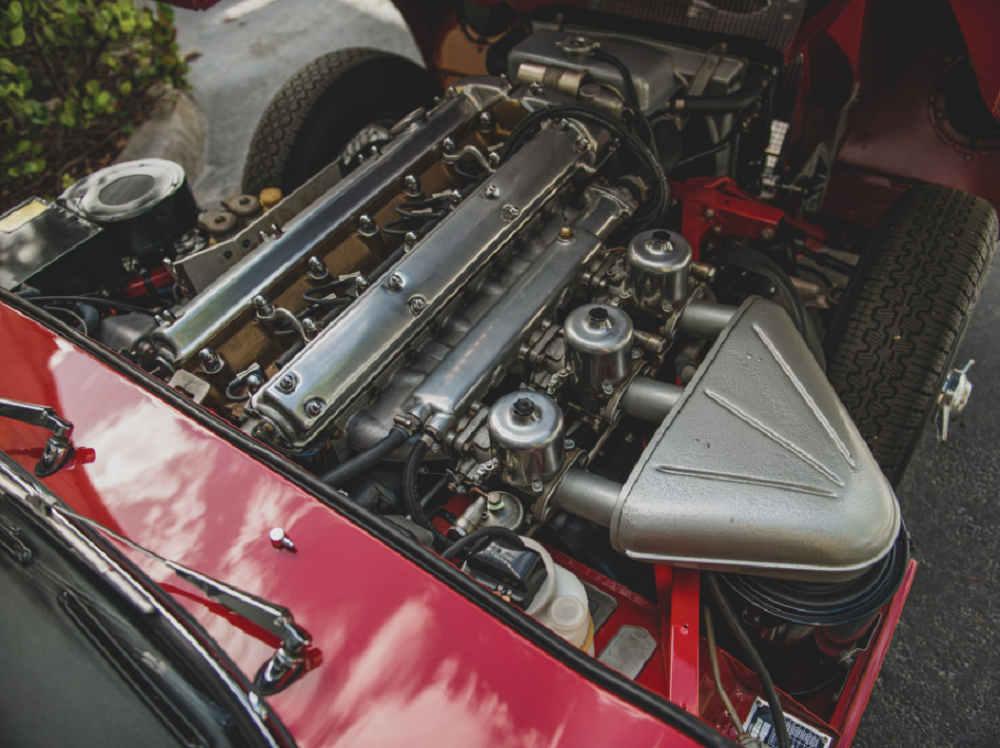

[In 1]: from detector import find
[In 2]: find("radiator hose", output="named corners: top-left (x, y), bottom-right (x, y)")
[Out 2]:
top-left (319, 425), bottom-right (409, 487)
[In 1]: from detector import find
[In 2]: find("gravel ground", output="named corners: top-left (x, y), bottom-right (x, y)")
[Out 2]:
top-left (175, 3), bottom-right (1000, 744)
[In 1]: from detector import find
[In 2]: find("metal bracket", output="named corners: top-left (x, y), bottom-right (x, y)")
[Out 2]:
top-left (0, 397), bottom-right (74, 477)
top-left (938, 359), bottom-right (974, 442)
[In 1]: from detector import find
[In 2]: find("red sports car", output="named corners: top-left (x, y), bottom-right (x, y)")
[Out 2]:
top-left (3, 1), bottom-right (997, 746)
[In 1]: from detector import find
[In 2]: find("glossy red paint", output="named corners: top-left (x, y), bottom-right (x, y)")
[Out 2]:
top-left (656, 565), bottom-right (701, 716)
top-left (832, 560), bottom-right (917, 744)
top-left (671, 177), bottom-right (828, 257)
top-left (0, 302), bottom-right (703, 748)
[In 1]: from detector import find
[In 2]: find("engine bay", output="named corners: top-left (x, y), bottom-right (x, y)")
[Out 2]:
top-left (1, 21), bottom-right (913, 746)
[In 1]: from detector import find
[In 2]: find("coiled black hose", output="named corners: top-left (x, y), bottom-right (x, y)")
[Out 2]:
top-left (706, 572), bottom-right (791, 748)
top-left (402, 437), bottom-right (451, 551)
top-left (320, 426), bottom-right (409, 488)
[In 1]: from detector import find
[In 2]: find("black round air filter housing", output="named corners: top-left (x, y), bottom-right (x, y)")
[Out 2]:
top-left (61, 159), bottom-right (197, 267)
top-left (721, 528), bottom-right (911, 644)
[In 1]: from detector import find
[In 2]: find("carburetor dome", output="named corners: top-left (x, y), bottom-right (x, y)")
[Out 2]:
top-left (564, 303), bottom-right (634, 388)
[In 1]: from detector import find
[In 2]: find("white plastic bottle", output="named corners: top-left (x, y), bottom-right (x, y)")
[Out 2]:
top-left (521, 537), bottom-right (594, 654)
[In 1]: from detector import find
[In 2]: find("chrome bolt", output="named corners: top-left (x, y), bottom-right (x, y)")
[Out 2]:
top-left (704, 208), bottom-right (715, 219)
top-left (252, 294), bottom-right (274, 317)
top-left (278, 373), bottom-right (297, 393)
top-left (484, 184), bottom-right (500, 199)
top-left (624, 432), bottom-right (635, 443)
top-left (564, 438), bottom-right (575, 450)
top-left (307, 256), bottom-right (329, 280)
top-left (369, 144), bottom-right (380, 158)
top-left (403, 174), bottom-right (421, 196)
top-left (601, 380), bottom-right (614, 396)
top-left (576, 137), bottom-right (591, 152)
top-left (409, 296), bottom-right (428, 315)
top-left (386, 273), bottom-right (404, 291)
top-left (661, 300), bottom-right (674, 315)
top-left (245, 371), bottom-right (264, 393)
top-left (558, 225), bottom-right (574, 242)
top-left (478, 111), bottom-right (494, 132)
top-left (198, 347), bottom-right (223, 374)
top-left (442, 137), bottom-right (457, 155)
top-left (631, 348), bottom-right (642, 360)
top-left (269, 527), bottom-right (295, 551)
top-left (404, 231), bottom-right (419, 248)
top-left (304, 398), bottom-right (325, 418)
top-left (358, 214), bottom-right (377, 236)
top-left (556, 119), bottom-right (569, 130)
top-left (355, 274), bottom-right (369, 292)
top-left (502, 204), bottom-right (521, 221)
top-left (488, 151), bottom-right (501, 168)
top-left (529, 82), bottom-right (544, 95)
top-left (302, 317), bottom-right (318, 337)
top-left (531, 477), bottom-right (544, 494)
top-left (760, 227), bottom-right (776, 241)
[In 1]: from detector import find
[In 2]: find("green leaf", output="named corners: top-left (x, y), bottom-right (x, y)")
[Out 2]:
top-left (10, 25), bottom-right (26, 47)
top-left (0, 58), bottom-right (17, 76)
top-left (7, 2), bottom-right (23, 25)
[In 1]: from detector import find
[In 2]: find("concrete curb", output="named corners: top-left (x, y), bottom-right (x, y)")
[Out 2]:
top-left (115, 87), bottom-right (207, 184)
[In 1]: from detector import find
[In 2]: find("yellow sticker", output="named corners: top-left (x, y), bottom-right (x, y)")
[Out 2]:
top-left (0, 199), bottom-right (49, 234)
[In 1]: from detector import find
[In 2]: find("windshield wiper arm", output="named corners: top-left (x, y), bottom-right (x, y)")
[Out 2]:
top-left (57, 506), bottom-right (311, 694)
top-left (0, 397), bottom-right (74, 476)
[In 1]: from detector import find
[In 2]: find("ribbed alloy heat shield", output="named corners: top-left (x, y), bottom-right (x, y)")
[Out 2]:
top-left (611, 297), bottom-right (901, 582)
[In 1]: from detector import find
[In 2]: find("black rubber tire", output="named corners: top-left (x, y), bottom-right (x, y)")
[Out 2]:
top-left (242, 49), bottom-right (440, 195)
top-left (824, 185), bottom-right (997, 485)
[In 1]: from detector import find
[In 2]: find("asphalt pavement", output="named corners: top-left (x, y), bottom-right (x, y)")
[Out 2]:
top-left (175, 2), bottom-right (1000, 744)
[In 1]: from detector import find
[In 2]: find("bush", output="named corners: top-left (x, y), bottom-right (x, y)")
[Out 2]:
top-left (0, 0), bottom-right (188, 210)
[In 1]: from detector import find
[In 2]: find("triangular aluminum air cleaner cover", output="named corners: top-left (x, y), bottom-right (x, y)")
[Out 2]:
top-left (611, 297), bottom-right (901, 582)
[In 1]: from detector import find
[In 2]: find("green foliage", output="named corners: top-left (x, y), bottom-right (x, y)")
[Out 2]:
top-left (0, 1), bottom-right (187, 185)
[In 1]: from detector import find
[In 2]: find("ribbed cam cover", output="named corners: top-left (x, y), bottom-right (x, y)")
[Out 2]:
top-left (612, 297), bottom-right (901, 582)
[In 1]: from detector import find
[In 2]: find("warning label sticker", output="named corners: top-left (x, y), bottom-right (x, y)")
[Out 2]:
top-left (742, 698), bottom-right (833, 748)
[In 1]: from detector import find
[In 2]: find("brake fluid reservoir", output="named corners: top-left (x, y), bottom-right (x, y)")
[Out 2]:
top-left (564, 303), bottom-right (634, 390)
top-left (489, 392), bottom-right (565, 490)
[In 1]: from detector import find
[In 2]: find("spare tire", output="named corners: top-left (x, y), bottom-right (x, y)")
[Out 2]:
top-left (242, 48), bottom-right (440, 196)
top-left (824, 185), bottom-right (997, 485)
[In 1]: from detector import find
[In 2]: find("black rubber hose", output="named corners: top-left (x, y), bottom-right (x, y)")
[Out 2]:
top-left (26, 295), bottom-right (159, 316)
top-left (667, 72), bottom-right (770, 115)
top-left (419, 473), bottom-right (451, 511)
top-left (403, 437), bottom-right (451, 551)
top-left (320, 425), bottom-right (409, 487)
top-left (706, 572), bottom-right (791, 748)
top-left (591, 49), bottom-right (640, 109)
top-left (499, 104), bottom-right (668, 235)
top-left (717, 245), bottom-right (826, 370)
top-left (224, 378), bottom-right (250, 403)
top-left (441, 526), bottom-right (526, 561)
